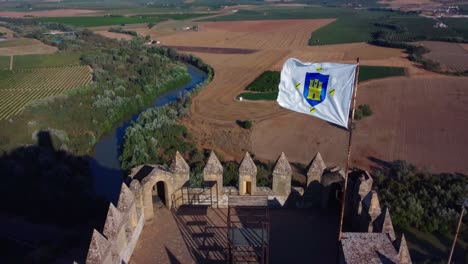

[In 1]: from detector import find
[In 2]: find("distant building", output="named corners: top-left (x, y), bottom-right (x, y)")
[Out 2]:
top-left (434, 21), bottom-right (448, 28)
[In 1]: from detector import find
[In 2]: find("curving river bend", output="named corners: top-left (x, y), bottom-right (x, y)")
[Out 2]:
top-left (90, 64), bottom-right (207, 202)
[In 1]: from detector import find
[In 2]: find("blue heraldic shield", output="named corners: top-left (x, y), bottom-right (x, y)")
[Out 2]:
top-left (303, 72), bottom-right (330, 107)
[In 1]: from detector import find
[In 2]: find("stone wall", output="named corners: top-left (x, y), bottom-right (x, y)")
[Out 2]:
top-left (85, 150), bottom-right (381, 264)
top-left (341, 170), bottom-right (412, 264)
top-left (86, 183), bottom-right (144, 264)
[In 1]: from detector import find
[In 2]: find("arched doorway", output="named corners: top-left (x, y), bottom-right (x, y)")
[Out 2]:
top-left (152, 181), bottom-right (167, 208)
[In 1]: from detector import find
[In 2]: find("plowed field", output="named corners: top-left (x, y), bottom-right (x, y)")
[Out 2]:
top-left (420, 41), bottom-right (468, 73)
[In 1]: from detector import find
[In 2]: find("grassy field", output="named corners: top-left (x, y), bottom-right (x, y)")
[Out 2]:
top-left (0, 65), bottom-right (92, 120)
top-left (0, 38), bottom-right (36, 48)
top-left (12, 53), bottom-right (81, 69)
top-left (35, 13), bottom-right (211, 27)
top-left (238, 66), bottom-right (406, 100)
top-left (0, 56), bottom-right (9, 70)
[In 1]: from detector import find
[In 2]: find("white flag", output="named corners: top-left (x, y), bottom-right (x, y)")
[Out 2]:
top-left (277, 58), bottom-right (357, 128)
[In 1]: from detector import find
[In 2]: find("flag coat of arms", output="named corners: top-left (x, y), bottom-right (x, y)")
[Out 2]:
top-left (277, 58), bottom-right (358, 128)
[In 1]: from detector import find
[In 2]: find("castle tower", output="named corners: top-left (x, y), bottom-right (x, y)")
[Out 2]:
top-left (86, 230), bottom-right (113, 264)
top-left (203, 151), bottom-right (223, 199)
top-left (103, 203), bottom-right (127, 255)
top-left (170, 151), bottom-right (190, 190)
top-left (239, 152), bottom-right (257, 195)
top-left (272, 152), bottom-right (292, 197)
top-left (307, 152), bottom-right (326, 188)
top-left (398, 234), bottom-right (412, 264)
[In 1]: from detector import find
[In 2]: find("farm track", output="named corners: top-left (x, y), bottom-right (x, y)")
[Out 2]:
top-left (0, 65), bottom-right (92, 120)
top-left (144, 19), bottom-right (468, 173)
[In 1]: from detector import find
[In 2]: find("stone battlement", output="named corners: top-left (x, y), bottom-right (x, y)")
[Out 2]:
top-left (85, 150), bottom-right (411, 264)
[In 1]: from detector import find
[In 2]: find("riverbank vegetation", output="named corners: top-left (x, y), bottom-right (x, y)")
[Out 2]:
top-left (0, 19), bottom-right (192, 156)
top-left (120, 50), bottom-right (213, 171)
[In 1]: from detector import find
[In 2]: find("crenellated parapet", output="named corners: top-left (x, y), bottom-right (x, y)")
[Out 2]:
top-left (86, 183), bottom-right (145, 264)
top-left (86, 150), bottom-right (410, 264)
top-left (341, 169), bottom-right (412, 264)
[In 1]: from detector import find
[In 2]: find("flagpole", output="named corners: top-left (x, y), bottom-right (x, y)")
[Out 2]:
top-left (338, 57), bottom-right (360, 241)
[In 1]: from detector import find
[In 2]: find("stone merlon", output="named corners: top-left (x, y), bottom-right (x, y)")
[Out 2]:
top-left (273, 152), bottom-right (292, 176)
top-left (170, 151), bottom-right (189, 174)
top-left (103, 203), bottom-right (123, 239)
top-left (203, 151), bottom-right (223, 175)
top-left (307, 152), bottom-right (326, 185)
top-left (117, 183), bottom-right (134, 212)
top-left (398, 234), bottom-right (412, 264)
top-left (86, 229), bottom-right (111, 264)
top-left (381, 208), bottom-right (396, 242)
top-left (239, 152), bottom-right (257, 175)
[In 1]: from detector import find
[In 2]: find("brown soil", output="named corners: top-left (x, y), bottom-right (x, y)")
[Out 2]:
top-left (420, 41), bottom-right (468, 72)
top-left (0, 26), bottom-right (14, 38)
top-left (94, 30), bottom-right (134, 40)
top-left (353, 75), bottom-right (468, 173)
top-left (166, 45), bottom-right (258, 54)
top-left (0, 9), bottom-right (99, 18)
top-left (460, 43), bottom-right (468, 52)
top-left (144, 19), bottom-right (465, 174)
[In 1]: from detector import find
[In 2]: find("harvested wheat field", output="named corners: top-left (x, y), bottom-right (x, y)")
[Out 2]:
top-left (420, 41), bottom-right (468, 72)
top-left (0, 9), bottom-right (99, 18)
top-left (378, 0), bottom-right (441, 10)
top-left (147, 19), bottom-right (466, 173)
top-left (94, 30), bottom-right (134, 40)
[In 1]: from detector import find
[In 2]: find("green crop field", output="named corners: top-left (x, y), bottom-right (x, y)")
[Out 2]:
top-left (238, 66), bottom-right (406, 100)
top-left (0, 65), bottom-right (92, 120)
top-left (35, 13), bottom-right (211, 27)
top-left (441, 18), bottom-right (468, 38)
top-left (359, 65), bottom-right (406, 82)
top-left (0, 56), bottom-right (10, 70)
top-left (203, 6), bottom-right (353, 21)
top-left (246, 70), bottom-right (280, 92)
top-left (12, 53), bottom-right (81, 69)
top-left (239, 91), bottom-right (278, 101)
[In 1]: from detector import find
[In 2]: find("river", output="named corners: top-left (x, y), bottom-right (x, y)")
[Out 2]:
top-left (90, 64), bottom-right (207, 202)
